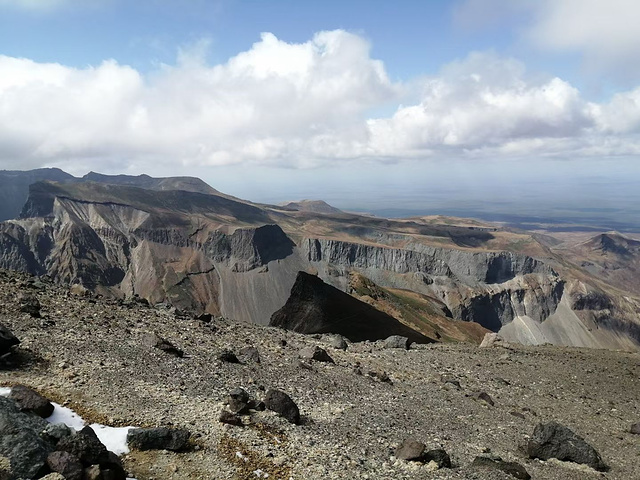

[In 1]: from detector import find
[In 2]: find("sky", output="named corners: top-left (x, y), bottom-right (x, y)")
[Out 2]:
top-left (0, 0), bottom-right (639, 225)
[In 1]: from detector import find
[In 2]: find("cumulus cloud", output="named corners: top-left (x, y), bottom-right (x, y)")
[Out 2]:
top-left (1, 30), bottom-right (640, 173)
top-left (456, 0), bottom-right (640, 81)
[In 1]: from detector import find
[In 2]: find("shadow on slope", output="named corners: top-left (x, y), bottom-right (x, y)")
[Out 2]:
top-left (270, 271), bottom-right (435, 344)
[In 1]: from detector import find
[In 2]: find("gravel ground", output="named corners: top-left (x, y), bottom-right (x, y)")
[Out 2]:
top-left (1, 270), bottom-right (639, 480)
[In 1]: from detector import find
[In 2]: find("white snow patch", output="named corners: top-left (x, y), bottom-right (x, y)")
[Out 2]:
top-left (253, 469), bottom-right (269, 478)
top-left (48, 402), bottom-right (86, 430)
top-left (236, 451), bottom-right (249, 462)
top-left (89, 423), bottom-right (134, 456)
top-left (0, 387), bottom-right (11, 397)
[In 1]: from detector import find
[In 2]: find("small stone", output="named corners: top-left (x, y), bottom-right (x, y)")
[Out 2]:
top-left (395, 439), bottom-right (425, 461)
top-left (424, 449), bottom-right (451, 468)
top-left (527, 422), bottom-right (608, 471)
top-left (472, 456), bottom-right (531, 479)
top-left (298, 346), bottom-right (334, 363)
top-left (142, 332), bottom-right (184, 357)
top-left (473, 391), bottom-right (495, 406)
top-left (227, 387), bottom-right (250, 414)
top-left (630, 423), bottom-right (640, 435)
top-left (219, 411), bottom-right (243, 427)
top-left (384, 335), bottom-right (410, 349)
top-left (263, 389), bottom-right (300, 424)
top-left (9, 385), bottom-right (54, 418)
top-left (219, 350), bottom-right (240, 363)
top-left (238, 346), bottom-right (261, 364)
top-left (321, 334), bottom-right (347, 350)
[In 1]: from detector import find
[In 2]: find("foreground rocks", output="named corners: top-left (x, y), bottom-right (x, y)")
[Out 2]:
top-left (127, 427), bottom-right (190, 452)
top-left (0, 269), bottom-right (638, 480)
top-left (8, 385), bottom-right (54, 418)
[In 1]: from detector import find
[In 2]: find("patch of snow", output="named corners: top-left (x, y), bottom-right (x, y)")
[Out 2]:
top-left (236, 451), bottom-right (249, 462)
top-left (90, 423), bottom-right (134, 455)
top-left (48, 402), bottom-right (86, 430)
top-left (253, 469), bottom-right (269, 478)
top-left (0, 387), bottom-right (11, 397)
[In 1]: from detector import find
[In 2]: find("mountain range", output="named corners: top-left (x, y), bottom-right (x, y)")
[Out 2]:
top-left (0, 169), bottom-right (638, 351)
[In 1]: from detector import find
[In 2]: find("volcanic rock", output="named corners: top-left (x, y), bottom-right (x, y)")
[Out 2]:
top-left (9, 385), bottom-right (54, 418)
top-left (56, 426), bottom-right (108, 466)
top-left (527, 421), bottom-right (608, 471)
top-left (263, 389), bottom-right (300, 424)
top-left (127, 427), bottom-right (190, 452)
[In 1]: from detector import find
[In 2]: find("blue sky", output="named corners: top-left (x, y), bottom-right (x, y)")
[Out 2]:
top-left (0, 0), bottom-right (639, 223)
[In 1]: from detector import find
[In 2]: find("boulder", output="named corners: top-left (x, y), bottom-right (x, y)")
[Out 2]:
top-left (395, 439), bottom-right (426, 461)
top-left (384, 335), bottom-right (410, 349)
top-left (46, 451), bottom-right (83, 480)
top-left (263, 389), bottom-right (300, 424)
top-left (527, 422), bottom-right (608, 471)
top-left (298, 346), bottom-right (334, 363)
top-left (127, 427), bottom-right (190, 451)
top-left (0, 323), bottom-right (19, 357)
top-left (472, 456), bottom-right (531, 480)
top-left (142, 332), bottom-right (184, 357)
top-left (479, 333), bottom-right (509, 348)
top-left (0, 396), bottom-right (52, 479)
top-left (9, 385), bottom-right (54, 418)
top-left (56, 426), bottom-right (109, 466)
top-left (630, 423), bottom-right (640, 435)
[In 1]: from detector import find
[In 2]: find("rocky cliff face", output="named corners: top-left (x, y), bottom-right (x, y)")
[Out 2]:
top-left (0, 179), bottom-right (637, 350)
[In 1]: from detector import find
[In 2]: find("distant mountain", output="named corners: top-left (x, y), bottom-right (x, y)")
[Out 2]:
top-left (0, 168), bottom-right (74, 222)
top-left (0, 168), bottom-right (221, 221)
top-left (280, 199), bottom-right (343, 214)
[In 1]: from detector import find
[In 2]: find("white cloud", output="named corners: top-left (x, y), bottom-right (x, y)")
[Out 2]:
top-left (1, 31), bottom-right (640, 174)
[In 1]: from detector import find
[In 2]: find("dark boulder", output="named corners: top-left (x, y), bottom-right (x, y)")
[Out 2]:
top-left (56, 426), bottom-right (109, 466)
top-left (472, 456), bottom-right (531, 480)
top-left (298, 346), bottom-right (334, 363)
top-left (0, 396), bottom-right (52, 479)
top-left (9, 385), bottom-right (54, 418)
top-left (527, 422), bottom-right (608, 471)
top-left (263, 389), bottom-right (300, 424)
top-left (46, 451), bottom-right (83, 480)
top-left (127, 427), bottom-right (190, 451)
top-left (99, 451), bottom-right (127, 480)
top-left (424, 449), bottom-right (451, 468)
top-left (0, 323), bottom-right (19, 357)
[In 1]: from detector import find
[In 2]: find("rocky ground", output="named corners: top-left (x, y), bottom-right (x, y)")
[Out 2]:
top-left (1, 269), bottom-right (639, 480)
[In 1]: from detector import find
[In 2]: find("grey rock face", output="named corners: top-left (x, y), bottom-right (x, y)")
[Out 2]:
top-left (263, 389), bottom-right (300, 424)
top-left (527, 422), bottom-right (608, 471)
top-left (9, 385), bottom-right (54, 418)
top-left (298, 346), bottom-right (334, 363)
top-left (0, 396), bottom-right (53, 479)
top-left (0, 323), bottom-right (19, 357)
top-left (471, 456), bottom-right (531, 479)
top-left (384, 335), bottom-right (410, 349)
top-left (46, 451), bottom-right (83, 480)
top-left (127, 427), bottom-right (190, 452)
